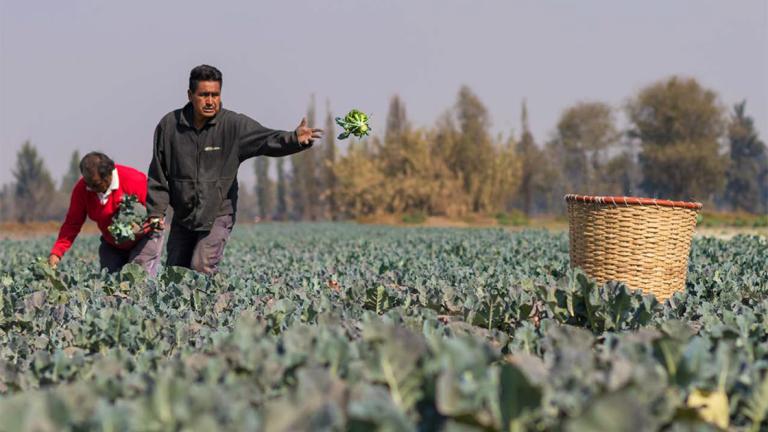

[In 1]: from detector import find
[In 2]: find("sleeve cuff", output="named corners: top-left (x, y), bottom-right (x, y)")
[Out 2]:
top-left (294, 131), bottom-right (313, 149)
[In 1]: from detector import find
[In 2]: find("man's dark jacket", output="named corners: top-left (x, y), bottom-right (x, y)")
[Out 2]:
top-left (147, 103), bottom-right (308, 231)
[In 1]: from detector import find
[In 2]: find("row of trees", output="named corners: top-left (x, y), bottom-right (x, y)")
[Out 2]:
top-left (324, 76), bottom-right (766, 217)
top-left (2, 75), bottom-right (767, 223)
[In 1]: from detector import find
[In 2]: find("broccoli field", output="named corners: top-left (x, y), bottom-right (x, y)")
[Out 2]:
top-left (0, 224), bottom-right (767, 431)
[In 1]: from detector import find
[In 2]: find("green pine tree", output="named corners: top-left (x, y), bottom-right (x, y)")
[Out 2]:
top-left (13, 141), bottom-right (56, 222)
top-left (725, 101), bottom-right (768, 213)
top-left (275, 158), bottom-right (288, 220)
top-left (60, 150), bottom-right (81, 192)
top-left (323, 100), bottom-right (338, 220)
top-left (254, 157), bottom-right (274, 220)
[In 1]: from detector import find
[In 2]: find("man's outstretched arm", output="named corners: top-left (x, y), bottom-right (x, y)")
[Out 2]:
top-left (238, 115), bottom-right (322, 161)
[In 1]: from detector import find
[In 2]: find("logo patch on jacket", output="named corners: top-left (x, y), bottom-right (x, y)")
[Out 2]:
top-left (204, 146), bottom-right (221, 151)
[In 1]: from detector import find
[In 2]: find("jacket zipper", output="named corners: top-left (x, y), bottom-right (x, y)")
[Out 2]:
top-left (195, 128), bottom-right (202, 226)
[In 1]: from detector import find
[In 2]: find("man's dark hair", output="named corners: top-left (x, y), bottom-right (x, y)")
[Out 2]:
top-left (189, 64), bottom-right (223, 92)
top-left (80, 152), bottom-right (115, 180)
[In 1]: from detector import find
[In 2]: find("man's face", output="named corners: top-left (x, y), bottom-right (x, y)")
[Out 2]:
top-left (84, 172), bottom-right (112, 194)
top-left (188, 81), bottom-right (221, 121)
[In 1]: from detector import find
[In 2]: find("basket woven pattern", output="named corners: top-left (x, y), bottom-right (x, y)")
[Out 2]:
top-left (565, 195), bottom-right (701, 301)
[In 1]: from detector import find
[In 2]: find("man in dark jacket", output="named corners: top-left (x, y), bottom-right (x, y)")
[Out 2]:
top-left (146, 64), bottom-right (322, 274)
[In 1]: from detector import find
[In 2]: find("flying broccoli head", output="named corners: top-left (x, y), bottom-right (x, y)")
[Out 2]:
top-left (335, 109), bottom-right (371, 140)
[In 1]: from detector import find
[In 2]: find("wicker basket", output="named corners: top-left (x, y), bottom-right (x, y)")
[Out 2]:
top-left (565, 194), bottom-right (702, 301)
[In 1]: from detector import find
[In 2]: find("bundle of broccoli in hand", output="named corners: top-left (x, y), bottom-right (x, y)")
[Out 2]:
top-left (108, 194), bottom-right (147, 244)
top-left (335, 109), bottom-right (371, 140)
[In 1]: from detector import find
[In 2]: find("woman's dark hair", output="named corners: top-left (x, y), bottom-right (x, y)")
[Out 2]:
top-left (80, 152), bottom-right (115, 180)
top-left (189, 64), bottom-right (223, 92)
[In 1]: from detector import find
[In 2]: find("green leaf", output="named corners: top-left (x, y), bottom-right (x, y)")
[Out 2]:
top-left (565, 388), bottom-right (657, 432)
top-left (744, 373), bottom-right (768, 432)
top-left (498, 364), bottom-right (541, 428)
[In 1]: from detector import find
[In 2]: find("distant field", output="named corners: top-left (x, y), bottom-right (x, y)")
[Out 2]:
top-left (3, 215), bottom-right (765, 240)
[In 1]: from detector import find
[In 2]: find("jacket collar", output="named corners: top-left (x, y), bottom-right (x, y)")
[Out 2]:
top-left (180, 103), bottom-right (219, 129)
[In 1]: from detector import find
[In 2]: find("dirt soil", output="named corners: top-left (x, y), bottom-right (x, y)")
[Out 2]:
top-left (0, 221), bottom-right (100, 240)
top-left (357, 215), bottom-right (767, 239)
top-left (1, 218), bottom-right (765, 241)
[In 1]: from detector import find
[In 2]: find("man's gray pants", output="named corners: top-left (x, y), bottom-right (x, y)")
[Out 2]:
top-left (165, 214), bottom-right (234, 275)
top-left (99, 231), bottom-right (164, 276)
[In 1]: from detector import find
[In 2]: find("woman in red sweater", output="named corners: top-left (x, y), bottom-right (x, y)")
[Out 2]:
top-left (48, 152), bottom-right (163, 275)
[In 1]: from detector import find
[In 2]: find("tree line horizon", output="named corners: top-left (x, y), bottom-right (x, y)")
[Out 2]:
top-left (3, 75), bottom-right (767, 223)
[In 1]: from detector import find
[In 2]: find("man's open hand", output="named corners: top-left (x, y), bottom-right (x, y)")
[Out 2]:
top-left (48, 254), bottom-right (60, 268)
top-left (296, 117), bottom-right (323, 146)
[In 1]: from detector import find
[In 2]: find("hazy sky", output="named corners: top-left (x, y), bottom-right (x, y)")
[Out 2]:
top-left (1, 0), bottom-right (766, 187)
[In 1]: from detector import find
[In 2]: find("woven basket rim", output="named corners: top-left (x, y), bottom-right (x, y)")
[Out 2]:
top-left (564, 194), bottom-right (702, 210)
